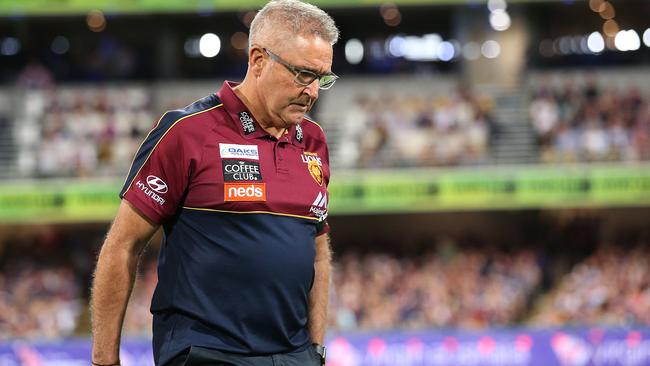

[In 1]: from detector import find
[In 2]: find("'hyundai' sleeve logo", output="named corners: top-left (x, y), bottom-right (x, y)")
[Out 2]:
top-left (146, 175), bottom-right (169, 194)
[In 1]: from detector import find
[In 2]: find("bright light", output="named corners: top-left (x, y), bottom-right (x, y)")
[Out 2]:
top-left (345, 38), bottom-right (364, 64)
top-left (86, 10), bottom-right (106, 32)
top-left (386, 36), bottom-right (406, 57)
top-left (0, 37), bottom-right (20, 56)
top-left (614, 31), bottom-right (626, 51)
top-left (643, 28), bottom-right (650, 48)
top-left (587, 32), bottom-right (604, 53)
top-left (489, 10), bottom-right (511, 32)
top-left (437, 41), bottom-right (455, 61)
top-left (51, 36), bottom-right (70, 55)
top-left (199, 33), bottom-right (221, 58)
top-left (598, 1), bottom-right (615, 20)
top-left (462, 42), bottom-right (481, 60)
top-left (488, 0), bottom-right (507, 12)
top-left (402, 33), bottom-right (442, 61)
top-left (614, 30), bottom-right (640, 52)
top-left (589, 0), bottom-right (604, 12)
top-left (603, 19), bottom-right (619, 37)
top-left (481, 40), bottom-right (501, 59)
top-left (627, 30), bottom-right (641, 51)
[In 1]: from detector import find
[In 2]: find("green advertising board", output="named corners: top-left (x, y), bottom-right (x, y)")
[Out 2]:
top-left (328, 165), bottom-right (650, 214)
top-left (0, 0), bottom-right (563, 16)
top-left (0, 164), bottom-right (649, 224)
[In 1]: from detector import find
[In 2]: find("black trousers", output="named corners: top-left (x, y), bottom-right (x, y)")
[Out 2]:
top-left (164, 345), bottom-right (321, 366)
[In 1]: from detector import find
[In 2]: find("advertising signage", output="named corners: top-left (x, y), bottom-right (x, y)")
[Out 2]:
top-left (1, 328), bottom-right (649, 366)
top-left (0, 164), bottom-right (649, 223)
top-left (0, 0), bottom-right (561, 16)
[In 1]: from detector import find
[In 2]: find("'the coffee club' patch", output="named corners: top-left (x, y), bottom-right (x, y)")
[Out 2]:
top-left (222, 160), bottom-right (262, 182)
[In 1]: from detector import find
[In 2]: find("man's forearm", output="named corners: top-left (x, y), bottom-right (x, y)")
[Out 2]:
top-left (90, 243), bottom-right (141, 364)
top-left (309, 234), bottom-right (331, 344)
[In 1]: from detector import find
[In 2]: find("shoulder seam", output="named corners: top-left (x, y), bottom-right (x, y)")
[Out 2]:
top-left (121, 103), bottom-right (223, 197)
top-left (302, 117), bottom-right (325, 133)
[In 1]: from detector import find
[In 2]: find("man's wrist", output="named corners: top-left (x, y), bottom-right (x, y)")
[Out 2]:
top-left (91, 361), bottom-right (121, 366)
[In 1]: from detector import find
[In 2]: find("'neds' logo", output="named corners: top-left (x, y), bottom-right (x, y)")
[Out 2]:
top-left (224, 183), bottom-right (266, 202)
top-left (146, 175), bottom-right (168, 194)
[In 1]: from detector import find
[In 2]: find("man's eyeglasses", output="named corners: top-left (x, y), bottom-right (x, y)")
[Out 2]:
top-left (263, 48), bottom-right (338, 90)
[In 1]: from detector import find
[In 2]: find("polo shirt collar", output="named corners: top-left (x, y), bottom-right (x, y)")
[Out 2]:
top-left (217, 81), bottom-right (306, 147)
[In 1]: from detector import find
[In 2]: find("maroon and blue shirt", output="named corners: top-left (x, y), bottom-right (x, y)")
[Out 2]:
top-left (120, 81), bottom-right (330, 365)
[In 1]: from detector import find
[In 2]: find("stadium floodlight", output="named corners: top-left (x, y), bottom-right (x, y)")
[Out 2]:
top-left (199, 33), bottom-right (221, 58)
top-left (401, 34), bottom-right (441, 61)
top-left (644, 28), bottom-right (650, 47)
top-left (345, 38), bottom-right (364, 64)
top-left (627, 30), bottom-right (641, 51)
top-left (488, 0), bottom-right (507, 12)
top-left (489, 10), bottom-right (511, 32)
top-left (0, 37), bottom-right (20, 56)
top-left (387, 35), bottom-right (406, 57)
top-left (462, 42), bottom-right (481, 60)
top-left (437, 41), bottom-right (455, 61)
top-left (587, 32), bottom-right (605, 53)
top-left (614, 30), bottom-right (640, 52)
top-left (481, 40), bottom-right (501, 59)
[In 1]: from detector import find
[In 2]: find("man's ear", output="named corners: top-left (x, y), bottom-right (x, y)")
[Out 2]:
top-left (249, 46), bottom-right (266, 78)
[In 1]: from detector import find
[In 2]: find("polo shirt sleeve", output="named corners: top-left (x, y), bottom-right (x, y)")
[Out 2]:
top-left (316, 143), bottom-right (331, 237)
top-left (119, 114), bottom-right (193, 224)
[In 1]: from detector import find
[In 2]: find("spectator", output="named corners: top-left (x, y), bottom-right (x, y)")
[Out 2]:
top-left (329, 242), bottom-right (542, 331)
top-left (530, 78), bottom-right (649, 164)
top-left (531, 244), bottom-right (650, 326)
top-left (344, 88), bottom-right (494, 168)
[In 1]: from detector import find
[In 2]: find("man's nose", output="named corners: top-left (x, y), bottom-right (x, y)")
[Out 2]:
top-left (303, 79), bottom-right (320, 100)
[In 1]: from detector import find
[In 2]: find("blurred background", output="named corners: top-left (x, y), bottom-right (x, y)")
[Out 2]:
top-left (1, 0), bottom-right (650, 365)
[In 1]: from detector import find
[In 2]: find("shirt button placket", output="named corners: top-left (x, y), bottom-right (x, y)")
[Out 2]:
top-left (275, 137), bottom-right (290, 176)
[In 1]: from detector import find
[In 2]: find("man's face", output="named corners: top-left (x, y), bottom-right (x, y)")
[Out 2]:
top-left (256, 35), bottom-right (333, 128)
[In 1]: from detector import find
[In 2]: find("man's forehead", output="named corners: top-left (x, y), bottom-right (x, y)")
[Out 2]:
top-left (276, 35), bottom-right (333, 73)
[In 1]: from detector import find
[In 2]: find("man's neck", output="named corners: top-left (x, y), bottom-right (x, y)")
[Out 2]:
top-left (233, 81), bottom-right (287, 139)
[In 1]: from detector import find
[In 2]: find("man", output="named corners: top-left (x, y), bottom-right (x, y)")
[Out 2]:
top-left (90, 1), bottom-right (339, 365)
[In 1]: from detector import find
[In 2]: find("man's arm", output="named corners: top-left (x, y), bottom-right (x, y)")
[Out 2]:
top-left (309, 233), bottom-right (331, 345)
top-left (91, 200), bottom-right (159, 365)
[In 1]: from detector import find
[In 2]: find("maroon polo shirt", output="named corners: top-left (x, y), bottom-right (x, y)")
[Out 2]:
top-left (119, 81), bottom-right (330, 365)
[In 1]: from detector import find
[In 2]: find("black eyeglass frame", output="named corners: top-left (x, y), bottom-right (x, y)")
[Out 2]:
top-left (263, 48), bottom-right (339, 90)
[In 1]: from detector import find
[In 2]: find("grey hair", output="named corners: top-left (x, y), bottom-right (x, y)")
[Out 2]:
top-left (249, 0), bottom-right (339, 49)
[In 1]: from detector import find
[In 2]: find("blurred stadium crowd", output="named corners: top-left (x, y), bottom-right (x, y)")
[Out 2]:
top-left (333, 88), bottom-right (495, 168)
top-left (530, 79), bottom-right (650, 163)
top-left (6, 72), bottom-right (650, 178)
top-left (13, 87), bottom-right (154, 178)
top-left (1, 227), bottom-right (648, 340)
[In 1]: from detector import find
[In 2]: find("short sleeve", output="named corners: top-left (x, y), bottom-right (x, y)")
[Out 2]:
top-left (316, 138), bottom-right (330, 236)
top-left (120, 114), bottom-right (193, 224)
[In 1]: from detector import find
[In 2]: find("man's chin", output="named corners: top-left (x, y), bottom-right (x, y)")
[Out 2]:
top-left (283, 111), bottom-right (306, 125)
